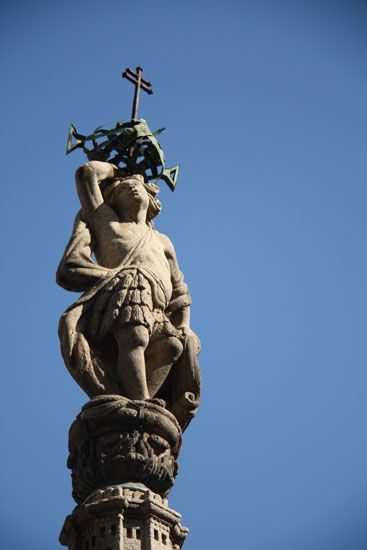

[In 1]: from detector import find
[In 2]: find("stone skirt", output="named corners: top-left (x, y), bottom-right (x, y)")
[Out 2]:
top-left (87, 268), bottom-right (179, 341)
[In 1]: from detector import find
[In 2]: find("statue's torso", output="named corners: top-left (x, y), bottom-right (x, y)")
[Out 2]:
top-left (94, 221), bottom-right (172, 298)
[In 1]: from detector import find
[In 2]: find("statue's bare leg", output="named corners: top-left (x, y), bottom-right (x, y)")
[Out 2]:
top-left (114, 325), bottom-right (150, 400)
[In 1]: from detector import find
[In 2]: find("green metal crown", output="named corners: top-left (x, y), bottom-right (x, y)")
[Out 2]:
top-left (66, 118), bottom-right (179, 191)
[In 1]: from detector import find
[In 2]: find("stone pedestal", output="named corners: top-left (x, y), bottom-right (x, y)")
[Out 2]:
top-left (60, 484), bottom-right (188, 550)
top-left (60, 396), bottom-right (188, 549)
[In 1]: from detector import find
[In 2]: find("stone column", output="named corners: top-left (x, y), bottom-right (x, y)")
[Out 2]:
top-left (60, 396), bottom-right (188, 550)
top-left (56, 152), bottom-right (201, 549)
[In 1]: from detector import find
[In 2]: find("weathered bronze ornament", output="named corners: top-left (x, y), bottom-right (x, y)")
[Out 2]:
top-left (66, 67), bottom-right (179, 190)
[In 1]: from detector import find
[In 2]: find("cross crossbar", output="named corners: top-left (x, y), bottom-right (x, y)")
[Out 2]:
top-left (125, 67), bottom-right (152, 87)
top-left (123, 72), bottom-right (153, 95)
top-left (122, 66), bottom-right (153, 121)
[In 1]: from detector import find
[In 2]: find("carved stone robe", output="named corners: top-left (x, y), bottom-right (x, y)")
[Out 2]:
top-left (57, 212), bottom-right (201, 430)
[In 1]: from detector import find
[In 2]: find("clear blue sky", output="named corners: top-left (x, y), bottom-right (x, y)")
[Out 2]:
top-left (1, 1), bottom-right (366, 549)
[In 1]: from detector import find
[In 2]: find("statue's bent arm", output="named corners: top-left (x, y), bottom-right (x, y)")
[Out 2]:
top-left (56, 211), bottom-right (109, 292)
top-left (76, 161), bottom-right (118, 226)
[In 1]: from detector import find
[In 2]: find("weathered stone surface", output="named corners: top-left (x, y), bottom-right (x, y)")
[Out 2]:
top-left (57, 158), bottom-right (201, 549)
top-left (56, 161), bottom-right (201, 431)
top-left (60, 484), bottom-right (188, 550)
top-left (68, 396), bottom-right (182, 503)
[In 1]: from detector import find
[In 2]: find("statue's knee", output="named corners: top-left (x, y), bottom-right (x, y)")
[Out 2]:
top-left (130, 325), bottom-right (150, 348)
top-left (167, 336), bottom-right (183, 362)
top-left (115, 324), bottom-right (149, 349)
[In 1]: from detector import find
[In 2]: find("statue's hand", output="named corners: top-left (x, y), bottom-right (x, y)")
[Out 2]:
top-left (82, 160), bottom-right (119, 183)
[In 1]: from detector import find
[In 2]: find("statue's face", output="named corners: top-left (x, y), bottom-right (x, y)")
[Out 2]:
top-left (116, 175), bottom-right (149, 212)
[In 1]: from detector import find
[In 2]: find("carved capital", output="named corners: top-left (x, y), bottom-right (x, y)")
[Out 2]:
top-left (67, 396), bottom-right (182, 503)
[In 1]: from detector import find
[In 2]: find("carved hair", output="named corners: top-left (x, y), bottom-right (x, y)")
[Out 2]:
top-left (103, 176), bottom-right (162, 225)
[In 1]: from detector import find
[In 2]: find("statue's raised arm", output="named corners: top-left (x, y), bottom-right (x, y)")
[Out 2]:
top-left (75, 161), bottom-right (119, 223)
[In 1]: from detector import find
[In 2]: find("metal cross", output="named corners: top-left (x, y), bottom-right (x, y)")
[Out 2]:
top-left (122, 66), bottom-right (153, 121)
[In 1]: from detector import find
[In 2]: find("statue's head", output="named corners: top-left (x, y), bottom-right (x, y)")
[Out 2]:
top-left (103, 174), bottom-right (162, 224)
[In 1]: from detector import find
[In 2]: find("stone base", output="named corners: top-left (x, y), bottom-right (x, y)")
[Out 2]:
top-left (67, 396), bottom-right (182, 503)
top-left (60, 483), bottom-right (188, 550)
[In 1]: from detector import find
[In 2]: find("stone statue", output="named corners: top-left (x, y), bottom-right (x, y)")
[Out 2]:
top-left (57, 161), bottom-right (201, 431)
top-left (58, 69), bottom-right (200, 549)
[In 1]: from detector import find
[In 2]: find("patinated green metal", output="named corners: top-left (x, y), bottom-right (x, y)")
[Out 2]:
top-left (66, 67), bottom-right (180, 191)
top-left (66, 119), bottom-right (179, 190)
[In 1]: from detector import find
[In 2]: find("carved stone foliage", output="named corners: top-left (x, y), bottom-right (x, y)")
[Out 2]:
top-left (68, 396), bottom-right (182, 503)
